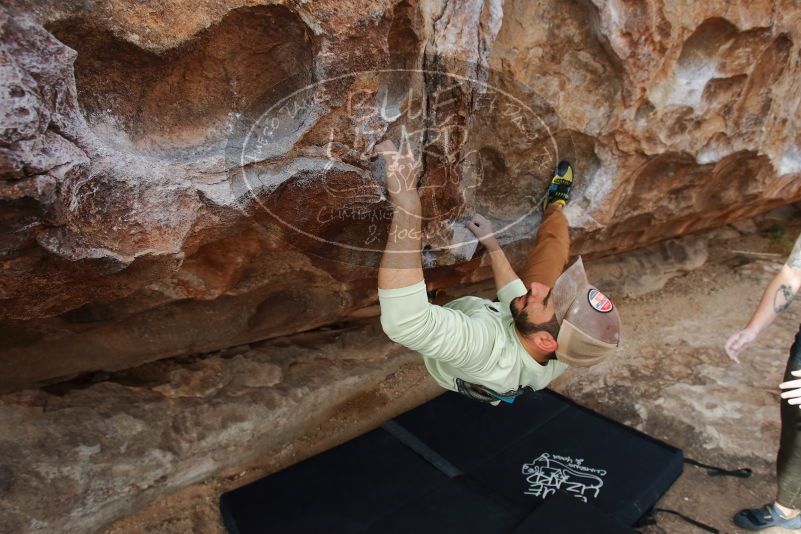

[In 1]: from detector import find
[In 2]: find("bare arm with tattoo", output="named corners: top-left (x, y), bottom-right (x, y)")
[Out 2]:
top-left (725, 232), bottom-right (801, 363)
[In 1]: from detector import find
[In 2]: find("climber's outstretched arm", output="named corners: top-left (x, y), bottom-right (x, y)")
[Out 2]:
top-left (466, 214), bottom-right (519, 291)
top-left (376, 140), bottom-right (423, 290)
top-left (375, 142), bottom-right (492, 367)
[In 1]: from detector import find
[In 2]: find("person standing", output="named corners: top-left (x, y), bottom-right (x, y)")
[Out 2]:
top-left (725, 232), bottom-right (801, 530)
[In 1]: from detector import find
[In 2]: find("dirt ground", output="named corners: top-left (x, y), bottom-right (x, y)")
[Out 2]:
top-left (103, 212), bottom-right (801, 534)
top-left (556, 215), bottom-right (801, 534)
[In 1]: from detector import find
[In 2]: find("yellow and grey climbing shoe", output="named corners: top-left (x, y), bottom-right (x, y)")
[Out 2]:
top-left (542, 161), bottom-right (573, 210)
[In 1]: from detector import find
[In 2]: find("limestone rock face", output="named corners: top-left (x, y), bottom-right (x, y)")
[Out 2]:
top-left (2, 0), bottom-right (801, 392)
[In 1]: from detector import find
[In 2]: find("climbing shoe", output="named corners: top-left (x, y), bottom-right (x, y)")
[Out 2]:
top-left (733, 504), bottom-right (801, 530)
top-left (542, 161), bottom-right (573, 210)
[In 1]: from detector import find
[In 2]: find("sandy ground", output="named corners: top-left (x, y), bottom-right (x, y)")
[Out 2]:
top-left (103, 213), bottom-right (801, 534)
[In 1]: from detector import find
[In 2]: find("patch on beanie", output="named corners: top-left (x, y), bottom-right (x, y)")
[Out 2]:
top-left (587, 289), bottom-right (613, 313)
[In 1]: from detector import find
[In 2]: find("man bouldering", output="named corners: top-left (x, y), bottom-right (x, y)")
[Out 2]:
top-left (375, 139), bottom-right (621, 405)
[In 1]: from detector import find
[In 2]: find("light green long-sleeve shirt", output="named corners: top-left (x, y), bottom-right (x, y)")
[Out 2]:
top-left (378, 279), bottom-right (567, 398)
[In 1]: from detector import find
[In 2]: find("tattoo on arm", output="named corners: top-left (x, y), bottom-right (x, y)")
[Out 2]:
top-left (788, 234), bottom-right (801, 269)
top-left (774, 284), bottom-right (795, 314)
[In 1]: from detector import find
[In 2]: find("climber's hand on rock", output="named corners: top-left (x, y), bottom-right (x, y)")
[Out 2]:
top-left (467, 214), bottom-right (500, 252)
top-left (374, 140), bottom-right (397, 160)
top-left (724, 328), bottom-right (757, 363)
top-left (780, 370), bottom-right (801, 409)
top-left (375, 140), bottom-right (420, 206)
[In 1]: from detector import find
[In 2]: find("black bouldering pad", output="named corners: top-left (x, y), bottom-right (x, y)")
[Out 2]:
top-left (510, 491), bottom-right (638, 534)
top-left (220, 390), bottom-right (682, 534)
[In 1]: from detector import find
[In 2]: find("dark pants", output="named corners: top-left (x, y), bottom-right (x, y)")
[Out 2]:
top-left (777, 324), bottom-right (801, 508)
